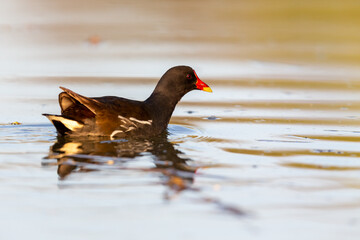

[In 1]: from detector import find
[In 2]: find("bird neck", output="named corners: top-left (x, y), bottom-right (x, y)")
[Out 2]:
top-left (144, 91), bottom-right (182, 132)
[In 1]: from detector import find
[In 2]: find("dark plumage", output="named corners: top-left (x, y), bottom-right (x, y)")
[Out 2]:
top-left (43, 66), bottom-right (212, 138)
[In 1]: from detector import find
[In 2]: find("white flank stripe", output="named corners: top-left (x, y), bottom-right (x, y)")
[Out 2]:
top-left (125, 126), bottom-right (136, 132)
top-left (129, 117), bottom-right (152, 125)
top-left (110, 130), bottom-right (123, 139)
top-left (116, 115), bottom-right (152, 134)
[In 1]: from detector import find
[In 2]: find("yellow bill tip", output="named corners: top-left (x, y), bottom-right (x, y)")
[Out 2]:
top-left (202, 87), bottom-right (213, 93)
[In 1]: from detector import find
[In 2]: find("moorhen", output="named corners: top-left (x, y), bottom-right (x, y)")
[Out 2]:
top-left (43, 65), bottom-right (212, 138)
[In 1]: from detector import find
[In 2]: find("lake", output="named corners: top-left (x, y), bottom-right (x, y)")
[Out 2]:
top-left (1, 0), bottom-right (360, 239)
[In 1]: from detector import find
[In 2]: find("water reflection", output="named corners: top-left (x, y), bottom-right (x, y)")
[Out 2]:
top-left (42, 133), bottom-right (247, 216)
top-left (43, 135), bottom-right (196, 196)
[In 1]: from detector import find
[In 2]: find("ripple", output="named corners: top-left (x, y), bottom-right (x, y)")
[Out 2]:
top-left (281, 162), bottom-right (360, 171)
top-left (222, 147), bottom-right (360, 158)
top-left (167, 124), bottom-right (200, 136)
top-left (171, 116), bottom-right (360, 126)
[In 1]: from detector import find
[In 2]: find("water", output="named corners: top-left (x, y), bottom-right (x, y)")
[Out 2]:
top-left (1, 1), bottom-right (360, 239)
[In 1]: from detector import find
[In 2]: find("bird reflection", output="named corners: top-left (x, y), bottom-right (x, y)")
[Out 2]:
top-left (43, 135), bottom-right (248, 216)
top-left (43, 135), bottom-right (196, 197)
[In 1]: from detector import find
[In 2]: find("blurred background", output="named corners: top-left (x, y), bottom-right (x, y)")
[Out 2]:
top-left (1, 1), bottom-right (360, 240)
top-left (1, 0), bottom-right (360, 77)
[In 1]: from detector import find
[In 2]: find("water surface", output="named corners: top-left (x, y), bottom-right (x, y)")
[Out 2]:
top-left (1, 1), bottom-right (360, 240)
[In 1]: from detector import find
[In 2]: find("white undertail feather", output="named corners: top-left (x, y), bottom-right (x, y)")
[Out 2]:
top-left (46, 115), bottom-right (83, 131)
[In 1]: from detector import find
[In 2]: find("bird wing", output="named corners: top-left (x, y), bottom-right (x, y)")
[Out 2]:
top-left (59, 86), bottom-right (102, 115)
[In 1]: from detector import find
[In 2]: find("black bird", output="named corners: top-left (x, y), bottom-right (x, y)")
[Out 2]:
top-left (43, 66), bottom-right (212, 138)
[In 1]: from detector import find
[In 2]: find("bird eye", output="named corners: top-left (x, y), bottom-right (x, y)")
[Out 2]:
top-left (186, 74), bottom-right (192, 79)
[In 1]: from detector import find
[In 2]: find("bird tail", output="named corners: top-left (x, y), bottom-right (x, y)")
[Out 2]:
top-left (43, 114), bottom-right (83, 135)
